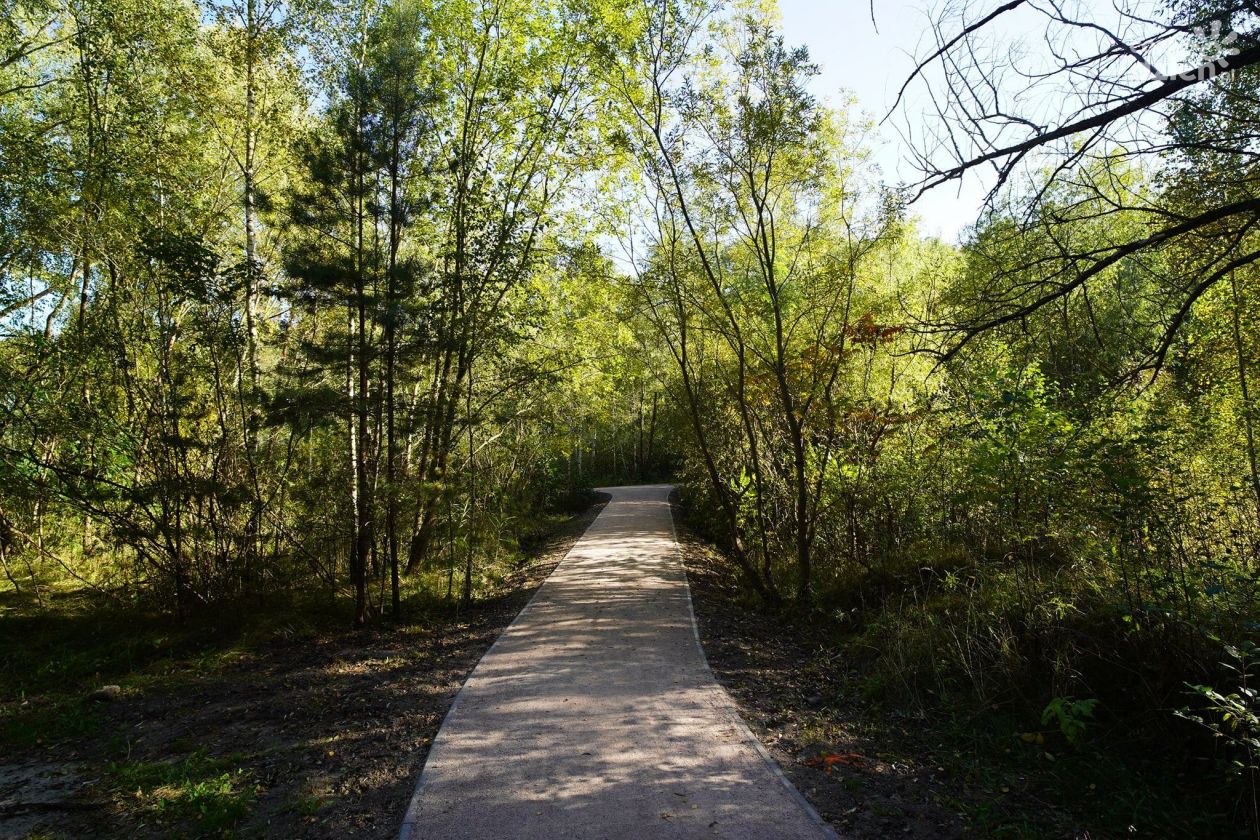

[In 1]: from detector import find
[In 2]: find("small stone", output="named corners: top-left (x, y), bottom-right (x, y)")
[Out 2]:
top-left (87, 685), bottom-right (121, 703)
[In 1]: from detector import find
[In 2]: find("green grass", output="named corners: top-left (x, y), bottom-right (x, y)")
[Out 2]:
top-left (0, 562), bottom-right (544, 752)
top-left (0, 586), bottom-right (352, 752)
top-left (287, 790), bottom-right (325, 817)
top-left (110, 748), bottom-right (256, 836)
top-left (0, 497), bottom-right (602, 753)
top-left (0, 694), bottom-right (106, 749)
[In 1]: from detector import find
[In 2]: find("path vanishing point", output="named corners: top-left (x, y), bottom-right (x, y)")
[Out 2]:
top-left (399, 484), bottom-right (835, 840)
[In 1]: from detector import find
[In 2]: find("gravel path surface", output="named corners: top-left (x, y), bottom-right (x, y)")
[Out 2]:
top-left (400, 484), bottom-right (835, 840)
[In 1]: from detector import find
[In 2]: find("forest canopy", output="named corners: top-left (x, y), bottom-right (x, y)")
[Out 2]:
top-left (3, 0), bottom-right (1260, 833)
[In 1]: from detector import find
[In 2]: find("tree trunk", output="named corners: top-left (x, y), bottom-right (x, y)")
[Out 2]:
top-left (462, 357), bottom-right (476, 605)
top-left (1231, 270), bottom-right (1260, 515)
top-left (350, 97), bottom-right (372, 626)
top-left (386, 113), bottom-right (402, 618)
top-left (645, 392), bottom-right (658, 474)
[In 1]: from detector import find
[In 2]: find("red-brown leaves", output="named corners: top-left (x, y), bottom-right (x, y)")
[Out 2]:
top-left (844, 312), bottom-right (905, 345)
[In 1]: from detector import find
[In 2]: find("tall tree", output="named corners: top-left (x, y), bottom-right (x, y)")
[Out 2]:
top-left (402, 0), bottom-right (599, 576)
top-left (283, 8), bottom-right (380, 623)
top-left (605, 0), bottom-right (902, 603)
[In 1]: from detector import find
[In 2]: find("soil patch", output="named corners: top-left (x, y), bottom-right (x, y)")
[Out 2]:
top-left (678, 514), bottom-right (972, 839)
top-left (0, 496), bottom-right (608, 839)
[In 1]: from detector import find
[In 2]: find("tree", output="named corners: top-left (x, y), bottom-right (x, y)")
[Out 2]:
top-left (605, 0), bottom-right (902, 603)
top-left (282, 0), bottom-right (382, 624)
top-left (367, 0), bottom-right (429, 617)
top-left (401, 0), bottom-right (600, 585)
top-left (898, 0), bottom-right (1260, 375)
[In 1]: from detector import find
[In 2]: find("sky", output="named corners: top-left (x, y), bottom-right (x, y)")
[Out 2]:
top-left (775, 0), bottom-right (992, 242)
top-left (775, 0), bottom-right (1200, 242)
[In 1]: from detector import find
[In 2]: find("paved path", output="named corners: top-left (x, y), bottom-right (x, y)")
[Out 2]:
top-left (400, 484), bottom-right (835, 840)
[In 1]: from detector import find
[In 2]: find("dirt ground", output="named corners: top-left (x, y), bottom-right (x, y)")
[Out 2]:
top-left (7, 492), bottom-right (1117, 840)
top-left (0, 498), bottom-right (607, 840)
top-left (677, 519), bottom-right (974, 839)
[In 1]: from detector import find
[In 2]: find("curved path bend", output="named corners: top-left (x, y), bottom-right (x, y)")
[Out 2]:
top-left (399, 484), bottom-right (835, 840)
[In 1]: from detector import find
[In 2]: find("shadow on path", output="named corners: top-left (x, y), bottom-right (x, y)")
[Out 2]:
top-left (399, 485), bottom-right (835, 840)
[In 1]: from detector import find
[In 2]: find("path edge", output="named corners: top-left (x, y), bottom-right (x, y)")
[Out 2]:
top-left (398, 494), bottom-right (612, 840)
top-left (667, 491), bottom-right (840, 840)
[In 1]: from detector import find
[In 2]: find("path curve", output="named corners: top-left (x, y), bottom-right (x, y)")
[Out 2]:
top-left (400, 485), bottom-right (835, 840)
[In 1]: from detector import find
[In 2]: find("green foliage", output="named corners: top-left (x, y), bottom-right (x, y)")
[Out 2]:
top-left (110, 749), bottom-right (256, 834)
top-left (0, 0), bottom-right (643, 619)
top-left (1177, 641), bottom-right (1260, 776)
top-left (1041, 697), bottom-right (1099, 749)
top-left (2, 0), bottom-right (1260, 835)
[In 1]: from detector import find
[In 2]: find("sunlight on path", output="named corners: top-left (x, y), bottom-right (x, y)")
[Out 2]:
top-left (399, 485), bottom-right (835, 840)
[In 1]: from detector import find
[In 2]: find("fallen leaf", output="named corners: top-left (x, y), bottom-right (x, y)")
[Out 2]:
top-left (803, 752), bottom-right (867, 773)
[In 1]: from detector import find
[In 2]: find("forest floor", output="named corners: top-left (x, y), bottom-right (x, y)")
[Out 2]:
top-left (0, 496), bottom-right (608, 840)
top-left (678, 511), bottom-right (1229, 839)
top-left (3, 490), bottom-right (1224, 840)
top-left (676, 507), bottom-right (1127, 840)
top-left (679, 525), bottom-right (972, 839)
